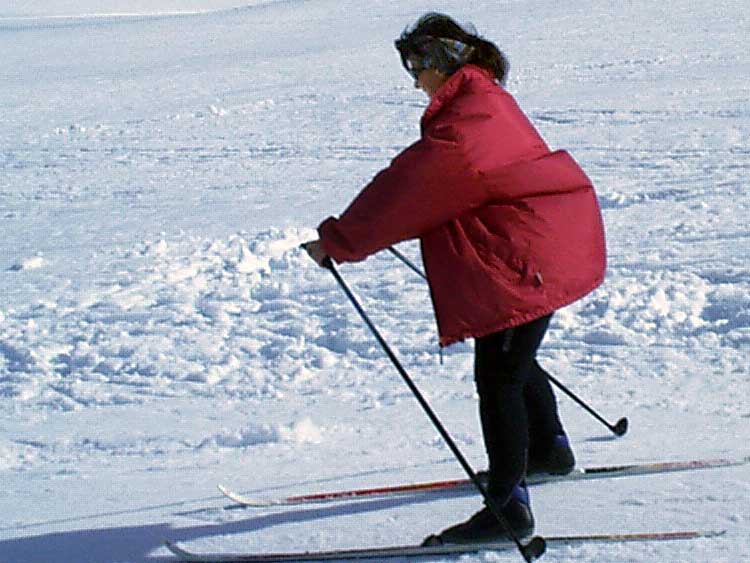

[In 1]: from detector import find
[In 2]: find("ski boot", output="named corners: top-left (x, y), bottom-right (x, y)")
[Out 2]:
top-left (423, 482), bottom-right (534, 545)
top-left (527, 433), bottom-right (575, 476)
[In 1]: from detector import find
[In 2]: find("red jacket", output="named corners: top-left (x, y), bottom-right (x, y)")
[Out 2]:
top-left (319, 65), bottom-right (606, 346)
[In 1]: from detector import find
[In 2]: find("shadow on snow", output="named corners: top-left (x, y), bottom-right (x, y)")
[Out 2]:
top-left (0, 492), bottom-right (464, 563)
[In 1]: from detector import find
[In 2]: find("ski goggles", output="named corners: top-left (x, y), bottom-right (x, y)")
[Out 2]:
top-left (395, 35), bottom-right (474, 79)
top-left (395, 36), bottom-right (433, 79)
top-left (403, 54), bottom-right (432, 79)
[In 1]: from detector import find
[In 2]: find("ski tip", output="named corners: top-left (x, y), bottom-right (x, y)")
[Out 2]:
top-left (522, 536), bottom-right (546, 561)
top-left (614, 417), bottom-right (629, 436)
top-left (164, 540), bottom-right (190, 558)
top-left (217, 484), bottom-right (271, 507)
top-left (420, 534), bottom-right (443, 547)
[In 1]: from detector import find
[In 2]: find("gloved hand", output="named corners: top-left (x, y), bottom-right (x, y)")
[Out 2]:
top-left (301, 240), bottom-right (330, 267)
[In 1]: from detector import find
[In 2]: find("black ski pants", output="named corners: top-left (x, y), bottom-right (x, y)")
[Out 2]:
top-left (474, 314), bottom-right (564, 502)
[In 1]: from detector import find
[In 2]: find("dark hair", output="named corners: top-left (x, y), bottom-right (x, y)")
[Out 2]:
top-left (395, 13), bottom-right (510, 85)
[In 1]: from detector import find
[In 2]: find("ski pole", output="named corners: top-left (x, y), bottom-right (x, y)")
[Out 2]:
top-left (387, 246), bottom-right (628, 437)
top-left (545, 374), bottom-right (628, 436)
top-left (319, 256), bottom-right (545, 563)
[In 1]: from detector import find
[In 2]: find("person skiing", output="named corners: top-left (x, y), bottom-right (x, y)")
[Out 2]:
top-left (304, 12), bottom-right (606, 545)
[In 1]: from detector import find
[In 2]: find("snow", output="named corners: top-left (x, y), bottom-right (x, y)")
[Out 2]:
top-left (1, 0), bottom-right (749, 562)
top-left (0, 1), bottom-right (268, 18)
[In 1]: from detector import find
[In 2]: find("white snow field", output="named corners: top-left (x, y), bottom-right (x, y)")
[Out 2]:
top-left (1, 0), bottom-right (749, 562)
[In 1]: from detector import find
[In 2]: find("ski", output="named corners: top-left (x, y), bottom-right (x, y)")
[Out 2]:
top-left (219, 456), bottom-right (750, 508)
top-left (165, 529), bottom-right (724, 562)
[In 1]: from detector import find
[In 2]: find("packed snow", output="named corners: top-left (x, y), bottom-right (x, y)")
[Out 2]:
top-left (1, 1), bottom-right (748, 562)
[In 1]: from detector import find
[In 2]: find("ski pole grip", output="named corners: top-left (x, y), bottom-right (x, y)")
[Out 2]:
top-left (300, 241), bottom-right (334, 270)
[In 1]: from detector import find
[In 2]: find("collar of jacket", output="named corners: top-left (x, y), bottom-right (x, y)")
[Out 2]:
top-left (421, 64), bottom-right (497, 127)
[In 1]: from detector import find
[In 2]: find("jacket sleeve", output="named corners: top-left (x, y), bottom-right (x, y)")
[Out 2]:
top-left (318, 124), bottom-right (490, 263)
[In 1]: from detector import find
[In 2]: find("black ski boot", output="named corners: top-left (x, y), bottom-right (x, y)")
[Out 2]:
top-left (423, 482), bottom-right (534, 546)
top-left (527, 433), bottom-right (575, 476)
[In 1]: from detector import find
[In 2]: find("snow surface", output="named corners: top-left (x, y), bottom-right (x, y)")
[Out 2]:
top-left (1, 0), bottom-right (749, 562)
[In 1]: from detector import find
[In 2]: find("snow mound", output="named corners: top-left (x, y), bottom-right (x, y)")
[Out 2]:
top-left (1, 227), bottom-right (429, 409)
top-left (558, 269), bottom-right (714, 345)
top-left (0, 439), bottom-right (37, 471)
top-left (201, 417), bottom-right (323, 448)
top-left (8, 256), bottom-right (47, 271)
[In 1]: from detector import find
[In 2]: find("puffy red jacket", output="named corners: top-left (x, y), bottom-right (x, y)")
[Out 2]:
top-left (319, 64), bottom-right (606, 346)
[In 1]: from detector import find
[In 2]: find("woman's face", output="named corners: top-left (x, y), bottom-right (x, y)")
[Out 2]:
top-left (407, 54), bottom-right (448, 98)
top-left (415, 68), bottom-right (449, 98)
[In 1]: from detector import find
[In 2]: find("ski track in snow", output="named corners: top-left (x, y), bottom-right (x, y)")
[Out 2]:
top-left (0, 1), bottom-right (288, 22)
top-left (1, 0), bottom-right (749, 562)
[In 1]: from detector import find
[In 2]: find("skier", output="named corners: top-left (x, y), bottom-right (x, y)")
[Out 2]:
top-left (304, 13), bottom-right (606, 544)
